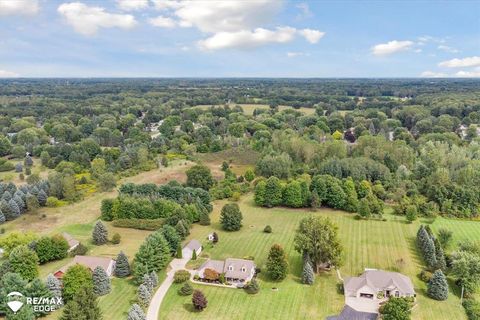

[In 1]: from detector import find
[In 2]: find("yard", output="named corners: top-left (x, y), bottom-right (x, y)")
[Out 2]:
top-left (159, 196), bottom-right (471, 320)
top-left (193, 104), bottom-right (316, 116)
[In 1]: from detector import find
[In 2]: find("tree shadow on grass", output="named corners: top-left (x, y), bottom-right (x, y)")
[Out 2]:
top-left (183, 303), bottom-right (199, 313)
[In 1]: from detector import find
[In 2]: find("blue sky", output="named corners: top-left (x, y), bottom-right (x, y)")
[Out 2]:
top-left (0, 0), bottom-right (479, 77)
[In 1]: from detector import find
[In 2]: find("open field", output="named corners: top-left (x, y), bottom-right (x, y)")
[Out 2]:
top-left (196, 147), bottom-right (259, 179)
top-left (193, 104), bottom-right (316, 116)
top-left (0, 157), bottom-right (51, 184)
top-left (159, 195), bottom-right (471, 320)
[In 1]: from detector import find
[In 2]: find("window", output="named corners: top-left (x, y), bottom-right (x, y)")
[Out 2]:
top-left (241, 267), bottom-right (246, 272)
top-left (395, 291), bottom-right (400, 297)
top-left (228, 265), bottom-right (233, 271)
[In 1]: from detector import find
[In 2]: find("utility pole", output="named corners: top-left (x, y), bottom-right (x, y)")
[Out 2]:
top-left (461, 285), bottom-right (464, 304)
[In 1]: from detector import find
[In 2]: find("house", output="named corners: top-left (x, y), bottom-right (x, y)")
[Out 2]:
top-left (328, 269), bottom-right (415, 318)
top-left (182, 239), bottom-right (202, 258)
top-left (197, 258), bottom-right (256, 283)
top-left (344, 269), bottom-right (415, 301)
top-left (54, 255), bottom-right (116, 279)
top-left (62, 232), bottom-right (80, 252)
top-left (326, 305), bottom-right (378, 320)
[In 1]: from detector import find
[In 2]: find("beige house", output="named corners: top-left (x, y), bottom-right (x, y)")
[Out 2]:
top-left (54, 255), bottom-right (116, 279)
top-left (197, 258), bottom-right (256, 283)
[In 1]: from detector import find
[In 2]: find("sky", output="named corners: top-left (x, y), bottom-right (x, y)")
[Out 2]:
top-left (0, 0), bottom-right (479, 78)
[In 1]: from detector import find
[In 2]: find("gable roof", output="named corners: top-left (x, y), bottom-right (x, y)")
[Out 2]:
top-left (62, 232), bottom-right (80, 249)
top-left (199, 259), bottom-right (225, 274)
top-left (327, 305), bottom-right (378, 320)
top-left (57, 255), bottom-right (114, 274)
top-left (185, 239), bottom-right (202, 251)
top-left (344, 269), bottom-right (415, 295)
top-left (224, 258), bottom-right (255, 280)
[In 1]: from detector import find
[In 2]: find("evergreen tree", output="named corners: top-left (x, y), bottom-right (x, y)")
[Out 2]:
top-left (143, 273), bottom-right (154, 293)
top-left (192, 290), bottom-right (208, 311)
top-left (198, 210), bottom-right (211, 225)
top-left (212, 232), bottom-right (219, 243)
top-left (8, 245), bottom-right (39, 281)
top-left (137, 284), bottom-right (151, 307)
top-left (424, 236), bottom-right (437, 270)
top-left (92, 266), bottom-right (111, 296)
top-left (37, 189), bottom-right (48, 206)
top-left (161, 225), bottom-right (181, 254)
top-left (8, 198), bottom-right (20, 219)
top-left (0, 210), bottom-right (5, 224)
top-left (433, 237), bottom-right (447, 271)
top-left (46, 273), bottom-right (63, 305)
top-left (133, 233), bottom-right (170, 281)
top-left (26, 278), bottom-right (53, 316)
top-left (192, 249), bottom-right (197, 260)
top-left (127, 304), bottom-right (146, 320)
top-left (150, 272), bottom-right (158, 288)
top-left (244, 278), bottom-right (260, 294)
top-left (60, 287), bottom-right (102, 320)
top-left (302, 260), bottom-right (315, 285)
top-left (266, 244), bottom-right (288, 281)
top-left (264, 177), bottom-right (283, 208)
top-left (176, 244), bottom-right (183, 258)
top-left (427, 270), bottom-right (449, 301)
top-left (115, 251), bottom-right (131, 277)
top-left (0, 200), bottom-right (12, 221)
top-left (178, 282), bottom-right (193, 296)
top-left (92, 221), bottom-right (108, 245)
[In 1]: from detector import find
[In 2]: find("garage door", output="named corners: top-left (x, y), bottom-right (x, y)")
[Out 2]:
top-left (360, 293), bottom-right (374, 299)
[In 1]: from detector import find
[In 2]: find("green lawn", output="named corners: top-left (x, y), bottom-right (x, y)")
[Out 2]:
top-left (159, 196), bottom-right (472, 320)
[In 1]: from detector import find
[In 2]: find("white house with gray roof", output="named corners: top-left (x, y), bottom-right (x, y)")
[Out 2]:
top-left (197, 258), bottom-right (256, 283)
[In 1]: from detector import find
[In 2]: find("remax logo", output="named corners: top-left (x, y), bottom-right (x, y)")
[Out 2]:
top-left (6, 292), bottom-right (24, 313)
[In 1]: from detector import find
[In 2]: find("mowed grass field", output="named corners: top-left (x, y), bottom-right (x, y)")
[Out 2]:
top-left (194, 104), bottom-right (316, 116)
top-left (159, 196), bottom-right (473, 320)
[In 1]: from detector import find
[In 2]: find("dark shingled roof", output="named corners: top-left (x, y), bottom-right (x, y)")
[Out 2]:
top-left (326, 305), bottom-right (378, 320)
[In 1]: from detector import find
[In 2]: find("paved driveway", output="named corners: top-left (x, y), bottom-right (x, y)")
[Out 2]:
top-left (146, 252), bottom-right (191, 320)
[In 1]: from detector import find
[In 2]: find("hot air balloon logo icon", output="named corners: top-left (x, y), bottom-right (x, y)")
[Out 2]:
top-left (7, 292), bottom-right (24, 313)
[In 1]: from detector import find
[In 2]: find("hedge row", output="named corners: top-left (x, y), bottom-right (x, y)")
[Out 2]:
top-left (112, 218), bottom-right (165, 230)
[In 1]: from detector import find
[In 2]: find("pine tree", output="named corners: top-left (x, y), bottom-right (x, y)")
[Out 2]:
top-left (0, 200), bottom-right (12, 220)
top-left (127, 304), bottom-right (146, 320)
top-left (266, 244), bottom-right (288, 281)
top-left (26, 278), bottom-right (53, 316)
top-left (37, 189), bottom-right (48, 206)
top-left (93, 266), bottom-right (111, 296)
top-left (60, 287), bottom-right (102, 320)
top-left (161, 225), bottom-right (181, 254)
top-left (176, 244), bottom-right (183, 258)
top-left (113, 251), bottom-right (130, 278)
top-left (427, 270), bottom-right (449, 301)
top-left (302, 260), bottom-right (315, 285)
top-left (137, 284), bottom-right (151, 307)
top-left (192, 290), bottom-right (208, 311)
top-left (178, 282), bottom-right (193, 296)
top-left (192, 249), bottom-right (197, 260)
top-left (433, 237), bottom-right (447, 271)
top-left (150, 272), bottom-right (158, 288)
top-left (46, 273), bottom-right (63, 306)
top-left (92, 221), bottom-right (108, 245)
top-left (212, 232), bottom-right (219, 243)
top-left (13, 194), bottom-right (25, 212)
top-left (424, 236), bottom-right (437, 270)
top-left (0, 210), bottom-right (5, 224)
top-left (8, 198), bottom-right (20, 219)
top-left (199, 211), bottom-right (211, 225)
top-left (143, 273), bottom-right (154, 293)
top-left (175, 220), bottom-right (188, 239)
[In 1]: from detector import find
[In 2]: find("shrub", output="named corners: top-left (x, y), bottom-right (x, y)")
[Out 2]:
top-left (263, 225), bottom-right (272, 233)
top-left (112, 218), bottom-right (164, 230)
top-left (192, 290), bottom-right (208, 311)
top-left (463, 299), bottom-right (480, 320)
top-left (111, 233), bottom-right (121, 244)
top-left (46, 196), bottom-right (61, 207)
top-left (174, 270), bottom-right (191, 283)
top-left (419, 269), bottom-right (433, 283)
top-left (203, 268), bottom-right (220, 281)
top-left (178, 282), bottom-right (193, 296)
top-left (244, 278), bottom-right (260, 294)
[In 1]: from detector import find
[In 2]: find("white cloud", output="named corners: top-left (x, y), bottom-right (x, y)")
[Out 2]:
top-left (296, 3), bottom-right (312, 18)
top-left (420, 71), bottom-right (447, 78)
top-left (151, 0), bottom-right (182, 10)
top-left (117, 0), bottom-right (149, 11)
top-left (198, 27), bottom-right (296, 51)
top-left (299, 29), bottom-right (325, 44)
top-left (287, 52), bottom-right (309, 58)
top-left (437, 45), bottom-right (459, 53)
top-left (372, 40), bottom-right (414, 56)
top-left (455, 70), bottom-right (480, 78)
top-left (149, 15), bottom-right (176, 28)
top-left (173, 0), bottom-right (283, 33)
top-left (58, 2), bottom-right (137, 36)
top-left (0, 69), bottom-right (19, 77)
top-left (438, 56), bottom-right (480, 68)
top-left (0, 0), bottom-right (39, 16)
